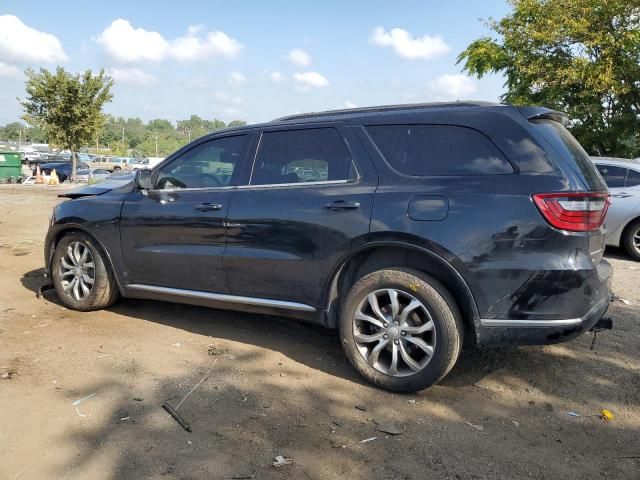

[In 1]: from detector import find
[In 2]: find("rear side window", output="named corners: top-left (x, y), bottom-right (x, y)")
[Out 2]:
top-left (252, 128), bottom-right (354, 185)
top-left (532, 120), bottom-right (607, 191)
top-left (595, 164), bottom-right (626, 188)
top-left (366, 125), bottom-right (513, 176)
top-left (625, 168), bottom-right (640, 187)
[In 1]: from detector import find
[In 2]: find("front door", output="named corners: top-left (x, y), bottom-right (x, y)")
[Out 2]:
top-left (120, 134), bottom-right (251, 293)
top-left (223, 125), bottom-right (377, 308)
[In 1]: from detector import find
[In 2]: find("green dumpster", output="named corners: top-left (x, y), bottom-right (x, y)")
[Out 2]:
top-left (0, 151), bottom-right (22, 181)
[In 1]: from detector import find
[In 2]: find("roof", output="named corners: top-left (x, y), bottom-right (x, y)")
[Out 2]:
top-left (591, 157), bottom-right (640, 170)
top-left (272, 101), bottom-right (503, 123)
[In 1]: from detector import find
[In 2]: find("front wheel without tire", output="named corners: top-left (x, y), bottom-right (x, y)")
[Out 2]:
top-left (51, 232), bottom-right (119, 311)
top-left (339, 268), bottom-right (463, 392)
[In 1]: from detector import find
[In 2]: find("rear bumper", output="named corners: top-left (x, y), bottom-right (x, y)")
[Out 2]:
top-left (476, 260), bottom-right (612, 347)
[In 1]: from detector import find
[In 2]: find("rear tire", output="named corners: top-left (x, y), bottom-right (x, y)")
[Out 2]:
top-left (622, 219), bottom-right (640, 261)
top-left (339, 268), bottom-right (463, 392)
top-left (51, 232), bottom-right (119, 311)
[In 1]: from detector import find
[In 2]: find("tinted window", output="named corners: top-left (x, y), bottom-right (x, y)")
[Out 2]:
top-left (155, 135), bottom-right (247, 189)
top-left (626, 168), bottom-right (640, 187)
top-left (252, 128), bottom-right (353, 185)
top-left (366, 125), bottom-right (513, 176)
top-left (532, 120), bottom-right (607, 191)
top-left (595, 165), bottom-right (626, 188)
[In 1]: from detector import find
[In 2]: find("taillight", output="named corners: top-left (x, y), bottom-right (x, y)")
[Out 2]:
top-left (532, 192), bottom-right (610, 232)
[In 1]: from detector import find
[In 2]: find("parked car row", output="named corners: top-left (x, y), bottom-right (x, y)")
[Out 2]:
top-left (23, 152), bottom-right (165, 173)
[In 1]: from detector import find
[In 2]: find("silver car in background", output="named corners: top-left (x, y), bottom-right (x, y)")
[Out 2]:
top-left (592, 157), bottom-right (640, 260)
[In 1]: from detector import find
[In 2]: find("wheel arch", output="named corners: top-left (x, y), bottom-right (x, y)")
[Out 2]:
top-left (620, 215), bottom-right (640, 252)
top-left (323, 241), bottom-right (480, 343)
top-left (47, 224), bottom-right (124, 294)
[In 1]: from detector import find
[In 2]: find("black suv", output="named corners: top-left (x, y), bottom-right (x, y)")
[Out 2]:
top-left (44, 102), bottom-right (612, 392)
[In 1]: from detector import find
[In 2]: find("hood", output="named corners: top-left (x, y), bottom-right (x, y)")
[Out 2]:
top-left (58, 176), bottom-right (134, 199)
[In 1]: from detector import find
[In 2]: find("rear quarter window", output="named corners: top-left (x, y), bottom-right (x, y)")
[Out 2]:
top-left (532, 120), bottom-right (607, 191)
top-left (366, 124), bottom-right (513, 176)
top-left (625, 168), bottom-right (640, 187)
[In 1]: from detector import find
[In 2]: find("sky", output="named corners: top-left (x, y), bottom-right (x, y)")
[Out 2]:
top-left (0, 0), bottom-right (511, 126)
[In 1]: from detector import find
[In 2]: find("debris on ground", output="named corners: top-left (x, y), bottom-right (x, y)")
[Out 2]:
top-left (600, 409), bottom-right (614, 422)
top-left (465, 421), bottom-right (484, 432)
top-left (375, 420), bottom-right (406, 435)
top-left (272, 455), bottom-right (293, 467)
top-left (355, 404), bottom-right (367, 412)
top-left (71, 392), bottom-right (96, 406)
top-left (208, 343), bottom-right (229, 356)
top-left (512, 420), bottom-right (520, 427)
top-left (162, 402), bottom-right (192, 432)
top-left (1, 372), bottom-right (13, 379)
top-left (337, 436), bottom-right (378, 448)
top-left (163, 358), bottom-right (218, 432)
top-left (567, 411), bottom-right (581, 417)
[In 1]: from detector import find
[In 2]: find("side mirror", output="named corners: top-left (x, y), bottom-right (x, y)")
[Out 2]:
top-left (135, 168), bottom-right (152, 190)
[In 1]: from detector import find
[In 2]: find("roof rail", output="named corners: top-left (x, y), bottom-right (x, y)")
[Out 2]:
top-left (272, 101), bottom-right (502, 123)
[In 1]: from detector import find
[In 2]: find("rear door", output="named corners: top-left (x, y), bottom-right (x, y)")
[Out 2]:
top-left (120, 134), bottom-right (253, 293)
top-left (223, 124), bottom-right (377, 308)
top-left (596, 164), bottom-right (640, 242)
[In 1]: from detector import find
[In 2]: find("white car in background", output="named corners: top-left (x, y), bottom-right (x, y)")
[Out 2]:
top-left (131, 157), bottom-right (164, 170)
top-left (592, 157), bottom-right (640, 260)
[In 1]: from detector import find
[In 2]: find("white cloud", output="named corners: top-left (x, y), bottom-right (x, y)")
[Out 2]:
top-left (288, 48), bottom-right (312, 67)
top-left (96, 19), bottom-right (243, 63)
top-left (293, 71), bottom-right (329, 91)
top-left (169, 30), bottom-right (243, 61)
top-left (371, 26), bottom-right (449, 60)
top-left (269, 71), bottom-right (286, 82)
top-left (428, 74), bottom-right (477, 99)
top-left (344, 100), bottom-right (357, 108)
top-left (108, 67), bottom-right (157, 86)
top-left (213, 92), bottom-right (243, 105)
top-left (0, 15), bottom-right (67, 64)
top-left (222, 106), bottom-right (246, 118)
top-left (227, 72), bottom-right (246, 87)
top-left (0, 62), bottom-right (21, 78)
top-left (96, 19), bottom-right (168, 63)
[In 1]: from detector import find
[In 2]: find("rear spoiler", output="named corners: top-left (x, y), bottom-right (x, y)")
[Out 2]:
top-left (518, 106), bottom-right (569, 126)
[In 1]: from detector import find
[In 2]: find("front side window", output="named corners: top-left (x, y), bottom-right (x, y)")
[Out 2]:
top-left (154, 135), bottom-right (247, 189)
top-left (366, 124), bottom-right (513, 176)
top-left (251, 128), bottom-right (354, 185)
top-left (595, 165), bottom-right (627, 188)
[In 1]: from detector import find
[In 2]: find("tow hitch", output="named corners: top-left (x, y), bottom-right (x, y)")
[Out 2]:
top-left (589, 317), bottom-right (613, 350)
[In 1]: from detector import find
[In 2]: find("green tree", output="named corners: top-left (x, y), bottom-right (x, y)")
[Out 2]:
top-left (2, 122), bottom-right (25, 141)
top-left (227, 120), bottom-right (247, 128)
top-left (458, 0), bottom-right (640, 156)
top-left (21, 67), bottom-right (114, 179)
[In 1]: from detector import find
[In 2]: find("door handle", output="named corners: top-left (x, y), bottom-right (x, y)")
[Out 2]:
top-left (325, 200), bottom-right (361, 211)
top-left (195, 203), bottom-right (222, 212)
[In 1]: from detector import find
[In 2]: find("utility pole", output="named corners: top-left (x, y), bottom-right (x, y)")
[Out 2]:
top-left (154, 134), bottom-right (159, 157)
top-left (121, 127), bottom-right (125, 149)
top-left (18, 130), bottom-right (22, 150)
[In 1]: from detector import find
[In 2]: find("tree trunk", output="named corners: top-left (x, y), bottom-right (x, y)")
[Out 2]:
top-left (71, 150), bottom-right (77, 182)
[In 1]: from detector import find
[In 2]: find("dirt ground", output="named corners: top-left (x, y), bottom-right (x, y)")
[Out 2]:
top-left (0, 185), bottom-right (638, 480)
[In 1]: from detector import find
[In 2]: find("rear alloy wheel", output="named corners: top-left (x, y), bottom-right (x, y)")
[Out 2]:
top-left (354, 289), bottom-right (436, 377)
top-left (340, 268), bottom-right (463, 392)
top-left (52, 232), bottom-right (119, 311)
